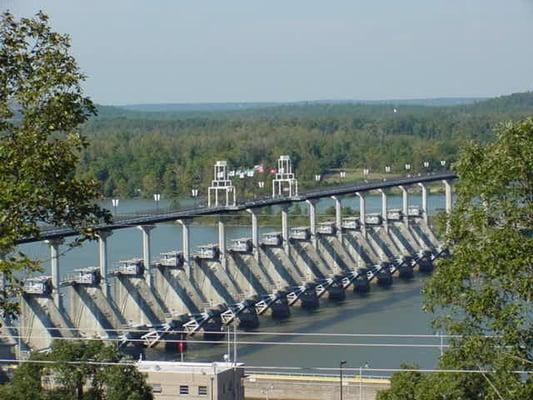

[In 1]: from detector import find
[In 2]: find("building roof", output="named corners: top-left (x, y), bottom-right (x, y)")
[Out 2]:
top-left (137, 360), bottom-right (243, 375)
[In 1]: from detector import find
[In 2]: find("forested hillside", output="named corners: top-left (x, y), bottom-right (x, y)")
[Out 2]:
top-left (79, 91), bottom-right (533, 198)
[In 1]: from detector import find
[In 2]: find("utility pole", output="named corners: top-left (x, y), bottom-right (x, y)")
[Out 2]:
top-left (340, 360), bottom-right (347, 400)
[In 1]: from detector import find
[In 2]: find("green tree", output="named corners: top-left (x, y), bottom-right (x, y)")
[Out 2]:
top-left (0, 341), bottom-right (153, 400)
top-left (0, 11), bottom-right (110, 318)
top-left (378, 119), bottom-right (533, 399)
top-left (0, 360), bottom-right (44, 400)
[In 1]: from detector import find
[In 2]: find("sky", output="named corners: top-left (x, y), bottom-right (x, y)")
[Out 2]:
top-left (4, 0), bottom-right (533, 104)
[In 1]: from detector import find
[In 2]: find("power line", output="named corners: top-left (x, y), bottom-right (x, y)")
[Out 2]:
top-left (3, 324), bottom-right (466, 338)
top-left (7, 332), bottom-right (530, 363)
top-left (1, 333), bottom-right (451, 349)
top-left (0, 358), bottom-right (530, 377)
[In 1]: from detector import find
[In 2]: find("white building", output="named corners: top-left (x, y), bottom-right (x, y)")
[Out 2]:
top-left (137, 361), bottom-right (244, 400)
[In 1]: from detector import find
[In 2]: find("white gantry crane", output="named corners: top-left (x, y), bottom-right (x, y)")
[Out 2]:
top-left (272, 155), bottom-right (298, 198)
top-left (208, 161), bottom-right (236, 207)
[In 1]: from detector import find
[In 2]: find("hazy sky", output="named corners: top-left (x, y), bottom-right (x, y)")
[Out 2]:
top-left (4, 0), bottom-right (533, 104)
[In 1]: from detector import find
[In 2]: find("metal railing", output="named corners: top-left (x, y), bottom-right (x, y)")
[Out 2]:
top-left (24, 171), bottom-right (456, 243)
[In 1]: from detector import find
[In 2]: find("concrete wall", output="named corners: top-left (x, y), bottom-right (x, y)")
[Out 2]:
top-left (19, 296), bottom-right (77, 350)
top-left (260, 247), bottom-right (301, 288)
top-left (67, 285), bottom-right (125, 338)
top-left (191, 259), bottom-right (242, 306)
top-left (228, 253), bottom-right (272, 296)
top-left (153, 266), bottom-right (205, 315)
top-left (244, 374), bottom-right (390, 400)
top-left (291, 241), bottom-right (334, 277)
top-left (113, 276), bottom-right (166, 326)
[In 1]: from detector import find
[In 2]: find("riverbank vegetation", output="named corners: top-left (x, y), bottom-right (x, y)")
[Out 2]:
top-left (0, 340), bottom-right (152, 400)
top-left (79, 92), bottom-right (533, 199)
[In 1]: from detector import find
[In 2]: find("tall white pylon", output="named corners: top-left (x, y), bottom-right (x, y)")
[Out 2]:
top-left (272, 155), bottom-right (298, 198)
top-left (208, 161), bottom-right (236, 207)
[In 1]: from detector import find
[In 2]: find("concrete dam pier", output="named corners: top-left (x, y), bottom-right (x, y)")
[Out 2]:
top-left (12, 164), bottom-right (455, 356)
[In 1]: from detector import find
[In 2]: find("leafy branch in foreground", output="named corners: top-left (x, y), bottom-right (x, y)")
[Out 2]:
top-left (0, 11), bottom-right (110, 319)
top-left (378, 118), bottom-right (533, 400)
top-left (0, 340), bottom-right (153, 400)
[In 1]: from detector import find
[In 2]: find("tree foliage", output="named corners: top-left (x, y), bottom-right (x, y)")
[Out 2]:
top-left (0, 340), bottom-right (152, 400)
top-left (378, 119), bottom-right (533, 399)
top-left (78, 92), bottom-right (533, 199)
top-left (0, 12), bottom-right (110, 318)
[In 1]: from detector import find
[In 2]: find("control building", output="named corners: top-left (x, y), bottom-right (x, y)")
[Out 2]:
top-left (137, 361), bottom-right (244, 400)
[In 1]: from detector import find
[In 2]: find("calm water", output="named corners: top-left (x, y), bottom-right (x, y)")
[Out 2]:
top-left (19, 193), bottom-right (447, 372)
top-left (153, 274), bottom-right (440, 373)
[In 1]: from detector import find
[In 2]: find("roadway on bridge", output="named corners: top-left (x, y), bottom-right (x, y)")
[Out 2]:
top-left (21, 172), bottom-right (456, 244)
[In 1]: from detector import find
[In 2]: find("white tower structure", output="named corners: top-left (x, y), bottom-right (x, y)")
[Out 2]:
top-left (272, 155), bottom-right (298, 198)
top-left (208, 161), bottom-right (236, 207)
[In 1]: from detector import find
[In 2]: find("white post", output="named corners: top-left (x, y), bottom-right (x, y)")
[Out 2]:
top-left (419, 183), bottom-right (428, 223)
top-left (178, 219), bottom-right (191, 278)
top-left (399, 185), bottom-right (409, 227)
top-left (137, 225), bottom-right (154, 287)
top-left (247, 209), bottom-right (259, 262)
top-left (96, 230), bottom-right (112, 297)
top-left (46, 238), bottom-right (64, 311)
top-left (357, 192), bottom-right (366, 238)
top-left (332, 196), bottom-right (342, 241)
top-left (218, 218), bottom-right (227, 270)
top-left (307, 200), bottom-right (317, 249)
top-left (281, 206), bottom-right (290, 254)
top-left (378, 189), bottom-right (388, 233)
top-left (443, 180), bottom-right (453, 214)
top-left (359, 366), bottom-right (363, 400)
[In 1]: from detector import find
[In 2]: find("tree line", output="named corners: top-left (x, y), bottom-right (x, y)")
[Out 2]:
top-left (79, 91), bottom-right (533, 199)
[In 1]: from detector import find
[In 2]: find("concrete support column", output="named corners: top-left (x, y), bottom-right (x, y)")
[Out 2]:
top-left (218, 218), bottom-right (227, 270)
top-left (356, 192), bottom-right (366, 237)
top-left (46, 238), bottom-right (64, 311)
top-left (247, 209), bottom-right (259, 261)
top-left (137, 225), bottom-right (155, 287)
top-left (331, 196), bottom-right (342, 241)
top-left (96, 230), bottom-right (112, 297)
top-left (306, 200), bottom-right (317, 249)
top-left (177, 219), bottom-right (192, 278)
top-left (443, 180), bottom-right (453, 214)
top-left (399, 185), bottom-right (409, 227)
top-left (281, 206), bottom-right (290, 255)
top-left (418, 183), bottom-right (429, 223)
top-left (378, 189), bottom-right (388, 233)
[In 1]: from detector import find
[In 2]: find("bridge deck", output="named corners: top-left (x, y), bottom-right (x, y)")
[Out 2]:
top-left (21, 172), bottom-right (456, 244)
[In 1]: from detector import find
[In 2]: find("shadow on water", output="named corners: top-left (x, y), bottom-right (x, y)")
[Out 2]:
top-left (148, 275), bottom-right (434, 368)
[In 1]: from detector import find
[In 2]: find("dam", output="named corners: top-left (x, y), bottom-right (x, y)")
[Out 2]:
top-left (2, 158), bottom-right (456, 360)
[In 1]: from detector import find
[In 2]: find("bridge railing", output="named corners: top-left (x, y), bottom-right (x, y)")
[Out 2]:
top-left (28, 171), bottom-right (456, 241)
